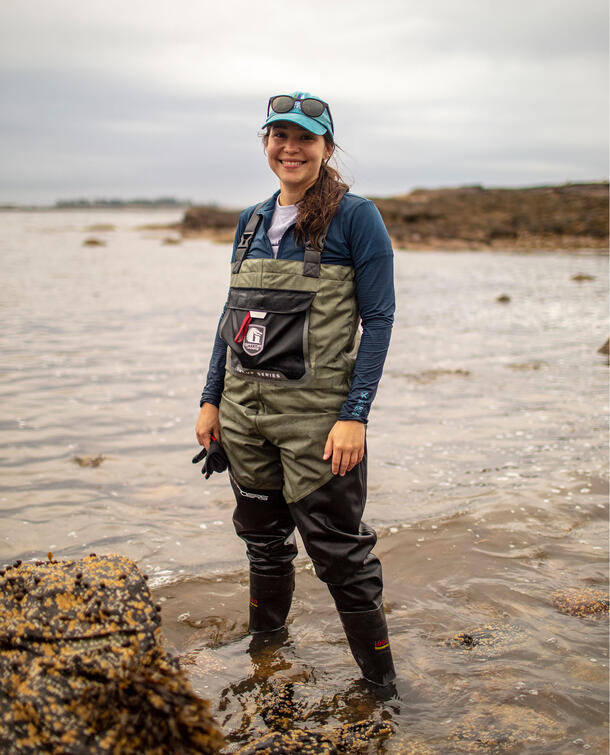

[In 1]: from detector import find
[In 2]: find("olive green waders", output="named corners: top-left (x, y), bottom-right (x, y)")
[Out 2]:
top-left (217, 207), bottom-right (396, 686)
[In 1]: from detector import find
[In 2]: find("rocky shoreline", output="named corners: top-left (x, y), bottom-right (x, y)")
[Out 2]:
top-left (179, 182), bottom-right (609, 252)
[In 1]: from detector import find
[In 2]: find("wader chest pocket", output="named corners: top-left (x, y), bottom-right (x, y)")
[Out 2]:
top-left (220, 288), bottom-right (315, 380)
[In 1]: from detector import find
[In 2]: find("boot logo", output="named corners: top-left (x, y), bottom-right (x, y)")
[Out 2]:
top-left (242, 325), bottom-right (266, 355)
top-left (249, 598), bottom-right (259, 608)
top-left (374, 637), bottom-right (389, 651)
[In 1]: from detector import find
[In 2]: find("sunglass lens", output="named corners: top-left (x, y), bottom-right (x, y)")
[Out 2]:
top-left (301, 99), bottom-right (325, 118)
top-left (271, 96), bottom-right (295, 114)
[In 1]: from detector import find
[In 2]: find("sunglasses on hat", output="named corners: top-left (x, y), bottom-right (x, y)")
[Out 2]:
top-left (267, 95), bottom-right (334, 133)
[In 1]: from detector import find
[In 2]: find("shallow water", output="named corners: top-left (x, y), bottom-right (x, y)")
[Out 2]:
top-left (1, 210), bottom-right (608, 752)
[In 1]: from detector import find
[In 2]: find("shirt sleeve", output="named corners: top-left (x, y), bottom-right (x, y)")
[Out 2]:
top-left (338, 200), bottom-right (395, 423)
top-left (199, 211), bottom-right (250, 407)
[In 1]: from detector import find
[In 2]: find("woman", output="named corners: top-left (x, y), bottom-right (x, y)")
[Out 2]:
top-left (195, 92), bottom-right (396, 687)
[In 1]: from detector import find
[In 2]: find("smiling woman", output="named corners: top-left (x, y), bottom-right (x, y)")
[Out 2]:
top-left (194, 91), bottom-right (396, 689)
top-left (265, 123), bottom-right (331, 204)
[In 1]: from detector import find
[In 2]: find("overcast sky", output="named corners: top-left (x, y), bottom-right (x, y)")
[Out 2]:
top-left (0, 0), bottom-right (607, 206)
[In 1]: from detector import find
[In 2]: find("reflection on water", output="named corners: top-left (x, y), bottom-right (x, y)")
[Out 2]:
top-left (1, 211), bottom-right (608, 752)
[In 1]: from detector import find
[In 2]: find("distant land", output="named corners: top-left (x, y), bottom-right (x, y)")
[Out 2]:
top-left (1, 183), bottom-right (607, 252)
top-left (180, 182), bottom-right (609, 252)
top-left (0, 197), bottom-right (192, 210)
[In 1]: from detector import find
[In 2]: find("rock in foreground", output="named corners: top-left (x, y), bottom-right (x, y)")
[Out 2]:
top-left (0, 554), bottom-right (224, 754)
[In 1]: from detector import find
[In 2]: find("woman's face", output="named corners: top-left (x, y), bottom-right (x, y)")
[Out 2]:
top-left (266, 122), bottom-right (332, 200)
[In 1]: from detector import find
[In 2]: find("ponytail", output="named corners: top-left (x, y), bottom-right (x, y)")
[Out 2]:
top-left (294, 141), bottom-right (350, 251)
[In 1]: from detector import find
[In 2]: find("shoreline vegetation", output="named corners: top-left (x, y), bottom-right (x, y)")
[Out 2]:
top-left (179, 182), bottom-right (609, 252)
top-left (2, 182), bottom-right (608, 252)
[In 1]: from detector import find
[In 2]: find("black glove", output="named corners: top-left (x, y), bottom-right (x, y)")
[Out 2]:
top-left (192, 437), bottom-right (229, 479)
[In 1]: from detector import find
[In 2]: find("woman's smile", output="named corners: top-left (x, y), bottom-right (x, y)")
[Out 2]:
top-left (266, 121), bottom-right (331, 203)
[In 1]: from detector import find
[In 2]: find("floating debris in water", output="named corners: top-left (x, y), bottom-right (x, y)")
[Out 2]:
top-left (571, 273), bottom-right (596, 282)
top-left (496, 293), bottom-right (511, 303)
top-left (73, 455), bottom-right (106, 467)
top-left (505, 360), bottom-right (547, 370)
top-left (82, 237), bottom-right (107, 247)
top-left (402, 368), bottom-right (471, 383)
top-left (84, 224), bottom-right (116, 232)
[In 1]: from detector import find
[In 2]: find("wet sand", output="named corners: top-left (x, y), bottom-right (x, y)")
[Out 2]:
top-left (0, 210), bottom-right (608, 752)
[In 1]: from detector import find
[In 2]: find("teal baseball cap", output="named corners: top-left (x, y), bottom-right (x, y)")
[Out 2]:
top-left (263, 92), bottom-right (334, 136)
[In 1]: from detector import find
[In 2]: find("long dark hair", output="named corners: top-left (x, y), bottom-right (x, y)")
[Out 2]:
top-left (263, 129), bottom-right (350, 252)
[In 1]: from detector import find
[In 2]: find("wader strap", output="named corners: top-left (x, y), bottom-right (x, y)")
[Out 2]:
top-left (303, 228), bottom-right (333, 278)
top-left (303, 242), bottom-right (322, 278)
top-left (302, 190), bottom-right (345, 278)
top-left (233, 190), bottom-right (345, 277)
top-left (232, 202), bottom-right (265, 273)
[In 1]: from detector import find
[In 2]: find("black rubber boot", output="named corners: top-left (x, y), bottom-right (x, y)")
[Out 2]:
top-left (249, 569), bottom-right (295, 634)
top-left (339, 605), bottom-right (396, 687)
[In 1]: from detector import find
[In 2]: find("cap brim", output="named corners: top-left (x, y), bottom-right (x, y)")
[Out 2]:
top-left (262, 111), bottom-right (327, 136)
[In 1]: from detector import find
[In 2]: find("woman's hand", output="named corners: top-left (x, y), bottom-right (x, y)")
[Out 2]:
top-left (195, 403), bottom-right (221, 451)
top-left (322, 420), bottom-right (366, 476)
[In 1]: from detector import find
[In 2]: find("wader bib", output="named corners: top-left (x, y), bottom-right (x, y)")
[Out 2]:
top-left (218, 203), bottom-right (360, 504)
top-left (216, 201), bottom-right (396, 687)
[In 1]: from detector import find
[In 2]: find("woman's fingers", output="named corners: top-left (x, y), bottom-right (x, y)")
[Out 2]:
top-left (333, 444), bottom-right (360, 476)
top-left (195, 403), bottom-right (220, 451)
top-left (324, 420), bottom-right (365, 476)
top-left (322, 434), bottom-right (334, 461)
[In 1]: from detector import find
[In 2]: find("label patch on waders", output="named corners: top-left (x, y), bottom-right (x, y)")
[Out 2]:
top-left (220, 287), bottom-right (315, 382)
top-left (242, 324), bottom-right (266, 355)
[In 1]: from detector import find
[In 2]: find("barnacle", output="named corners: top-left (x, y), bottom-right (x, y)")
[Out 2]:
top-left (0, 554), bottom-right (225, 754)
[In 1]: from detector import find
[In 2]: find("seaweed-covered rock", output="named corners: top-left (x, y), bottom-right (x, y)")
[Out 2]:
top-left (0, 554), bottom-right (224, 754)
top-left (235, 678), bottom-right (395, 753)
top-left (234, 720), bottom-right (394, 754)
top-left (445, 624), bottom-right (524, 657)
top-left (448, 704), bottom-right (559, 753)
top-left (335, 720), bottom-right (395, 751)
top-left (235, 729), bottom-right (338, 754)
top-left (551, 588), bottom-right (609, 618)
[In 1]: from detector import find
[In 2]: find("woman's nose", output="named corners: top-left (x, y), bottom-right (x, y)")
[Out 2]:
top-left (283, 138), bottom-right (300, 152)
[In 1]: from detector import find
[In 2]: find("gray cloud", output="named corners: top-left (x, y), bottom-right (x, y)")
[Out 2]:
top-left (0, 0), bottom-right (607, 205)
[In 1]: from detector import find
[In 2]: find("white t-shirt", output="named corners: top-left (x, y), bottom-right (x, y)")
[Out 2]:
top-left (267, 197), bottom-right (298, 258)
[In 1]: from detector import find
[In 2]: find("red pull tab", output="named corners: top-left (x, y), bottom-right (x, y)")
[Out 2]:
top-left (234, 312), bottom-right (252, 344)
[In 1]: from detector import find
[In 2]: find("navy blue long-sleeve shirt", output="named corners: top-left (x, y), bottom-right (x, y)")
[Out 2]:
top-left (200, 191), bottom-right (395, 422)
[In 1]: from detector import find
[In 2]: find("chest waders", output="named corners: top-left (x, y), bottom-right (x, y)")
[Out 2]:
top-left (217, 203), bottom-right (396, 687)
